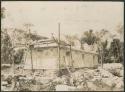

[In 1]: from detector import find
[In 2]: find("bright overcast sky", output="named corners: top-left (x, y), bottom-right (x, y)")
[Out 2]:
top-left (2, 1), bottom-right (124, 38)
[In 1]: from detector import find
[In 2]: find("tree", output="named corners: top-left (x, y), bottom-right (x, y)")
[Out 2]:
top-left (110, 39), bottom-right (122, 63)
top-left (1, 30), bottom-right (14, 64)
top-left (105, 24), bottom-right (124, 63)
top-left (11, 28), bottom-right (48, 64)
top-left (64, 35), bottom-right (77, 46)
top-left (81, 29), bottom-right (111, 66)
top-left (97, 29), bottom-right (112, 65)
top-left (1, 7), bottom-right (6, 19)
top-left (1, 8), bottom-right (14, 64)
top-left (97, 28), bottom-right (123, 64)
top-left (81, 29), bottom-right (99, 45)
top-left (116, 24), bottom-right (124, 63)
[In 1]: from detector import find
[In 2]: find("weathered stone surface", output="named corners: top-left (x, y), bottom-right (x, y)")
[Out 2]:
top-left (87, 81), bottom-right (97, 91)
top-left (119, 70), bottom-right (123, 77)
top-left (52, 77), bottom-right (63, 84)
top-left (1, 86), bottom-right (9, 91)
top-left (101, 78), bottom-right (114, 87)
top-left (103, 63), bottom-right (123, 77)
top-left (115, 81), bottom-right (124, 89)
top-left (35, 77), bottom-right (52, 84)
top-left (97, 68), bottom-right (113, 78)
top-left (1, 64), bottom-right (11, 68)
top-left (2, 81), bottom-right (8, 86)
top-left (55, 85), bottom-right (77, 91)
top-left (103, 63), bottom-right (123, 70)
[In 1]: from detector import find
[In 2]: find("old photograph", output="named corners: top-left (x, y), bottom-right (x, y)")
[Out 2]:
top-left (1, 1), bottom-right (124, 91)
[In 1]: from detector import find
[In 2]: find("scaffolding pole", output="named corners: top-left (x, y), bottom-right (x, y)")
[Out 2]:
top-left (58, 23), bottom-right (61, 71)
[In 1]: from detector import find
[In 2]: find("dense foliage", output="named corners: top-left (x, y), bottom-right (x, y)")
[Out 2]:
top-left (1, 31), bottom-right (13, 64)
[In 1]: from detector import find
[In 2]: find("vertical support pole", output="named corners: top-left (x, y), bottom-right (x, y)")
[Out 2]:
top-left (30, 47), bottom-right (34, 72)
top-left (101, 47), bottom-right (103, 68)
top-left (29, 28), bottom-right (34, 72)
top-left (70, 45), bottom-right (73, 67)
top-left (58, 23), bottom-right (61, 70)
top-left (11, 33), bottom-right (15, 77)
top-left (10, 30), bottom-right (16, 91)
top-left (93, 55), bottom-right (94, 68)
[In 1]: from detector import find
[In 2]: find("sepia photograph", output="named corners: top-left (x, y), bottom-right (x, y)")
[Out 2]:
top-left (1, 1), bottom-right (124, 91)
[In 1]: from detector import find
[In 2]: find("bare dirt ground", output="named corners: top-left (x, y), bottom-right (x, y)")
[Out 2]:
top-left (1, 63), bottom-right (124, 91)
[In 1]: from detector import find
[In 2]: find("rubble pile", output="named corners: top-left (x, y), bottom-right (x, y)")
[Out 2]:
top-left (54, 65), bottom-right (123, 91)
top-left (1, 74), bottom-right (13, 91)
top-left (103, 63), bottom-right (123, 77)
top-left (1, 63), bottom-right (124, 91)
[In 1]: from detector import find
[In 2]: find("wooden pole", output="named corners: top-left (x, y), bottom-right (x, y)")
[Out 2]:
top-left (29, 29), bottom-right (34, 72)
top-left (11, 32), bottom-right (15, 91)
top-left (11, 32), bottom-right (15, 77)
top-left (70, 45), bottom-right (73, 67)
top-left (30, 47), bottom-right (34, 72)
top-left (101, 44), bottom-right (103, 68)
top-left (58, 23), bottom-right (61, 70)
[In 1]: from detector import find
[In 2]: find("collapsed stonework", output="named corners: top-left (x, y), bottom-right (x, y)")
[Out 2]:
top-left (1, 63), bottom-right (124, 91)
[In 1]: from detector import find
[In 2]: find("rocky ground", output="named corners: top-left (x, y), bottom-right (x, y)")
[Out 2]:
top-left (1, 63), bottom-right (124, 91)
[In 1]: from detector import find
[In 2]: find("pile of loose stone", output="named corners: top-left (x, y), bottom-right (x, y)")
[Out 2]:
top-left (1, 63), bottom-right (124, 91)
top-left (53, 63), bottom-right (123, 91)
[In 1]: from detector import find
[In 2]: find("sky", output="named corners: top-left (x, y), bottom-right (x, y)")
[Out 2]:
top-left (2, 1), bottom-right (124, 38)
